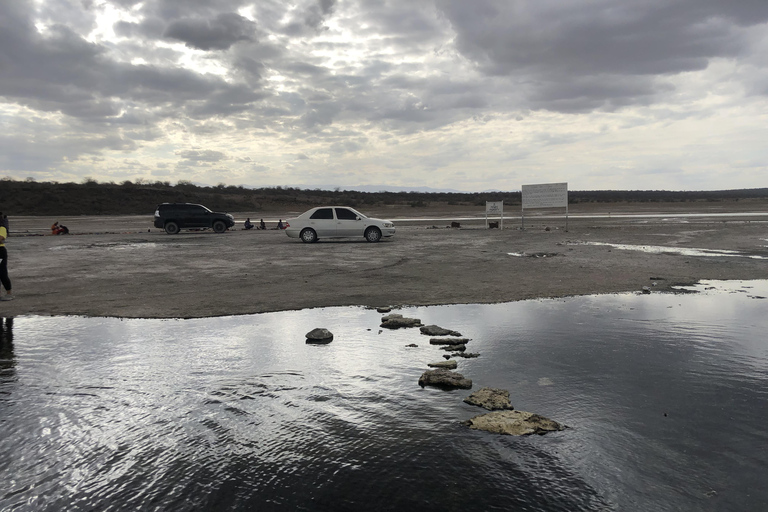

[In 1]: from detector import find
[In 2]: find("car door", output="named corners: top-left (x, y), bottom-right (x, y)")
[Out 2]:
top-left (185, 205), bottom-right (208, 228)
top-left (334, 208), bottom-right (361, 237)
top-left (308, 208), bottom-right (336, 237)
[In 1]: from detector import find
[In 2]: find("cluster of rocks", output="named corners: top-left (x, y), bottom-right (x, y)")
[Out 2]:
top-left (305, 314), bottom-right (566, 437)
top-left (375, 313), bottom-right (566, 437)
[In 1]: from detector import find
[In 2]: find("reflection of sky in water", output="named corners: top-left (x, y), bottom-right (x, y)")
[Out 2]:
top-left (1, 280), bottom-right (767, 511)
top-left (581, 241), bottom-right (768, 259)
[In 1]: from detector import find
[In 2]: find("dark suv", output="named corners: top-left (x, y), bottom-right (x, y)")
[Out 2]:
top-left (153, 203), bottom-right (235, 234)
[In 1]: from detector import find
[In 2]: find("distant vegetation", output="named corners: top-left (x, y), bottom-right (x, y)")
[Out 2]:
top-left (1, 177), bottom-right (767, 216)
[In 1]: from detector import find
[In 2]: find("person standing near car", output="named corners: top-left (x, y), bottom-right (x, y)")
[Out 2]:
top-left (0, 221), bottom-right (12, 301)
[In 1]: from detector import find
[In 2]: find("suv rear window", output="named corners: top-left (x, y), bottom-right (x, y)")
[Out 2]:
top-left (310, 208), bottom-right (334, 220)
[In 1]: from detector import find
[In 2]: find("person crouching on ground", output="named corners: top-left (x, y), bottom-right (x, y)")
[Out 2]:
top-left (0, 222), bottom-right (12, 301)
top-left (51, 222), bottom-right (69, 235)
top-left (244, 218), bottom-right (254, 230)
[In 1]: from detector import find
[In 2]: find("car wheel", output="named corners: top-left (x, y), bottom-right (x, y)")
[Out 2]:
top-left (365, 226), bottom-right (382, 243)
top-left (165, 221), bottom-right (180, 235)
top-left (300, 228), bottom-right (318, 243)
top-left (213, 220), bottom-right (227, 233)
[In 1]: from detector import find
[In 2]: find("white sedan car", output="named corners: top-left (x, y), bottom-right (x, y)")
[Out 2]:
top-left (284, 206), bottom-right (395, 243)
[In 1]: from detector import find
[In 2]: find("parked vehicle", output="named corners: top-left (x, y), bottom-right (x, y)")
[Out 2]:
top-left (153, 203), bottom-right (235, 234)
top-left (284, 206), bottom-right (395, 243)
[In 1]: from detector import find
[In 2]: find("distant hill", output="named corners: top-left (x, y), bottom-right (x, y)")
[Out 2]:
top-left (1, 178), bottom-right (767, 216)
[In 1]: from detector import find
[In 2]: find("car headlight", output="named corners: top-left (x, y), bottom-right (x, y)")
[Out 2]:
top-left (383, 222), bottom-right (394, 228)
top-left (227, 214), bottom-right (234, 220)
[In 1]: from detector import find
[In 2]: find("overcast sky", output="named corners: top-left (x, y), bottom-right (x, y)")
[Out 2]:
top-left (2, 0), bottom-right (767, 192)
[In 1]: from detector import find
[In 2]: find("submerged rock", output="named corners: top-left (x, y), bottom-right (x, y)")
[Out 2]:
top-left (381, 314), bottom-right (423, 329)
top-left (305, 328), bottom-right (333, 343)
top-left (405, 343), bottom-right (419, 348)
top-left (418, 369), bottom-right (472, 389)
top-left (427, 360), bottom-right (458, 369)
top-left (441, 344), bottom-right (466, 352)
top-left (429, 337), bottom-right (470, 345)
top-left (463, 387), bottom-right (514, 410)
top-left (420, 325), bottom-right (462, 337)
top-left (450, 352), bottom-right (480, 358)
top-left (465, 410), bottom-right (565, 436)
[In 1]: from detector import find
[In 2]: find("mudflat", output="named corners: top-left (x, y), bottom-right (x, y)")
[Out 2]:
top-left (2, 202), bottom-right (767, 318)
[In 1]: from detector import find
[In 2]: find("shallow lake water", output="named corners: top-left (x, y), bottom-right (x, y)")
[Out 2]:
top-left (1, 280), bottom-right (767, 511)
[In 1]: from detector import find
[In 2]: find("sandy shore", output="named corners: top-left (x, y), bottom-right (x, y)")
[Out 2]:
top-left (1, 203), bottom-right (767, 318)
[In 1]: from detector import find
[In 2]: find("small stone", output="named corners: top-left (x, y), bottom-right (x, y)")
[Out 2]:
top-left (418, 369), bottom-right (472, 389)
top-left (305, 328), bottom-right (333, 343)
top-left (376, 306), bottom-right (392, 313)
top-left (381, 314), bottom-right (423, 329)
top-left (465, 410), bottom-right (565, 436)
top-left (441, 344), bottom-right (466, 352)
top-left (428, 360), bottom-right (457, 369)
top-left (451, 352), bottom-right (480, 358)
top-left (405, 343), bottom-right (418, 348)
top-left (463, 387), bottom-right (514, 410)
top-left (420, 325), bottom-right (462, 337)
top-left (429, 337), bottom-right (470, 345)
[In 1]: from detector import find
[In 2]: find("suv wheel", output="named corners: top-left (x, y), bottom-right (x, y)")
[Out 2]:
top-left (165, 221), bottom-right (180, 235)
top-left (212, 220), bottom-right (227, 233)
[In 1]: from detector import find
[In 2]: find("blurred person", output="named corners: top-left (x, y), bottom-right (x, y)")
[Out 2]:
top-left (0, 221), bottom-right (12, 301)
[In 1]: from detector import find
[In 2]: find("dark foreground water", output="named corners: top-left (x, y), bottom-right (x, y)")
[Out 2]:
top-left (1, 280), bottom-right (767, 511)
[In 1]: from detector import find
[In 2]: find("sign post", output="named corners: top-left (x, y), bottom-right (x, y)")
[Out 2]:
top-left (485, 201), bottom-right (504, 230)
top-left (521, 182), bottom-right (568, 231)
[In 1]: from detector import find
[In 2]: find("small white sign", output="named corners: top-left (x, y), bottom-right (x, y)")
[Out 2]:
top-left (522, 182), bottom-right (568, 209)
top-left (486, 201), bottom-right (503, 215)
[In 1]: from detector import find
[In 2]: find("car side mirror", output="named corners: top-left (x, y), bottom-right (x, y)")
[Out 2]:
top-left (356, 216), bottom-right (361, 221)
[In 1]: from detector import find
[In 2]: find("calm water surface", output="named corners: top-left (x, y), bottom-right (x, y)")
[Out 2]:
top-left (1, 280), bottom-right (767, 511)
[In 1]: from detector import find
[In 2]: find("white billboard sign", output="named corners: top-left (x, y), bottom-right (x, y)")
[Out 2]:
top-left (522, 182), bottom-right (568, 209)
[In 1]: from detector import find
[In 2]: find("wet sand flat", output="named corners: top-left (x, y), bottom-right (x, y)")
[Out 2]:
top-left (2, 202), bottom-right (767, 318)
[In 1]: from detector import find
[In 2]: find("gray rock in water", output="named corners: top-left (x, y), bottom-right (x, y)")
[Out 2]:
top-left (429, 337), bottom-right (470, 345)
top-left (405, 343), bottom-right (419, 348)
top-left (428, 360), bottom-right (458, 369)
top-left (451, 352), bottom-right (480, 358)
top-left (376, 306), bottom-right (392, 313)
top-left (420, 325), bottom-right (462, 337)
top-left (441, 344), bottom-right (466, 352)
top-left (465, 410), bottom-right (566, 436)
top-left (463, 387), bottom-right (514, 410)
top-left (381, 313), bottom-right (423, 329)
top-left (305, 328), bottom-right (333, 343)
top-left (418, 369), bottom-right (472, 389)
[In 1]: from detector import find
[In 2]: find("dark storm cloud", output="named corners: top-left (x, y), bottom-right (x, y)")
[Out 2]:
top-left (164, 13), bottom-right (256, 50)
top-left (437, 0), bottom-right (768, 111)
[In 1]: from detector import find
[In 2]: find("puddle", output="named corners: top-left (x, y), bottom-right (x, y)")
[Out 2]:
top-left (50, 241), bottom-right (159, 251)
top-left (508, 251), bottom-right (560, 258)
top-left (2, 280), bottom-right (768, 511)
top-left (581, 241), bottom-right (768, 259)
